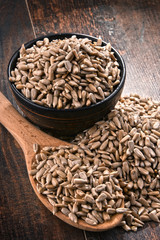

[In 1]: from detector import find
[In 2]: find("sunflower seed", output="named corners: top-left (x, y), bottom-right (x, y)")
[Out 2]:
top-left (68, 212), bottom-right (78, 223)
top-left (85, 217), bottom-right (97, 225)
top-left (149, 211), bottom-right (160, 222)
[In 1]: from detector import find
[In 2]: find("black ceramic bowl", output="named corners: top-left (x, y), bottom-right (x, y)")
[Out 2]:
top-left (7, 33), bottom-right (126, 137)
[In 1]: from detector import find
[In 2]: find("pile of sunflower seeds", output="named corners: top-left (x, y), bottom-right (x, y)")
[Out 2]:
top-left (30, 144), bottom-right (125, 226)
top-left (9, 36), bottom-right (120, 109)
top-left (30, 94), bottom-right (160, 230)
top-left (73, 94), bottom-right (160, 231)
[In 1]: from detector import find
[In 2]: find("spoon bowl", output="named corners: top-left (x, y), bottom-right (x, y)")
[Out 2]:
top-left (0, 92), bottom-right (124, 231)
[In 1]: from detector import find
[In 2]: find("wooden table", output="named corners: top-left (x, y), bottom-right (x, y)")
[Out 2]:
top-left (0, 0), bottom-right (160, 239)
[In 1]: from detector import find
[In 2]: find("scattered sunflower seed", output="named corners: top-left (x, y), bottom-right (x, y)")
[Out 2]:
top-left (30, 95), bottom-right (160, 231)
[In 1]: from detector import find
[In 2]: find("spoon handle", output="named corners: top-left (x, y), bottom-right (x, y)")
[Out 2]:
top-left (0, 92), bottom-right (48, 151)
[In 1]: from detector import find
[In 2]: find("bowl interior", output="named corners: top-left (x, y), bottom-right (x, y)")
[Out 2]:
top-left (7, 33), bottom-right (126, 114)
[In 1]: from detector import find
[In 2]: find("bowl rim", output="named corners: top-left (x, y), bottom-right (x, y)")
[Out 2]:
top-left (7, 33), bottom-right (126, 113)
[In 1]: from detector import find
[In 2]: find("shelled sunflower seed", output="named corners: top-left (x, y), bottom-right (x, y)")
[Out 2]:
top-left (73, 94), bottom-right (160, 231)
top-left (9, 35), bottom-right (121, 109)
top-left (30, 144), bottom-right (125, 225)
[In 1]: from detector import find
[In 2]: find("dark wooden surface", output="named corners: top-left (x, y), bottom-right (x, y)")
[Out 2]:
top-left (0, 0), bottom-right (160, 239)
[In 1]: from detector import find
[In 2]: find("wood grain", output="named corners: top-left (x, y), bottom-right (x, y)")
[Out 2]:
top-left (0, 0), bottom-right (160, 239)
top-left (0, 1), bottom-right (84, 240)
top-left (0, 0), bottom-right (34, 104)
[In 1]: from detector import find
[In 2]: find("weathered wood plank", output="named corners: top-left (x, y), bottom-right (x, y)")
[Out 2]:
top-left (28, 0), bottom-right (160, 101)
top-left (0, 0), bottom-right (84, 239)
top-left (0, 0), bottom-right (160, 239)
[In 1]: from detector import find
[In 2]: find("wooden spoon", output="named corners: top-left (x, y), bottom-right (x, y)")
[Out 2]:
top-left (0, 92), bottom-right (124, 231)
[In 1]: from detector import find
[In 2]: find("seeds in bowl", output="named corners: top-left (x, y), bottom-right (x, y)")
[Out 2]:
top-left (73, 94), bottom-right (160, 231)
top-left (9, 35), bottom-right (121, 109)
top-left (30, 144), bottom-right (125, 225)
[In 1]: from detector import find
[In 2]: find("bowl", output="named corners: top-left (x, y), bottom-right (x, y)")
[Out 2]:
top-left (7, 33), bottom-right (126, 137)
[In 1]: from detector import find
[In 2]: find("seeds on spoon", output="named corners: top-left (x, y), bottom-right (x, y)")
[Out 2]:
top-left (30, 94), bottom-right (160, 230)
top-left (30, 144), bottom-right (124, 226)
